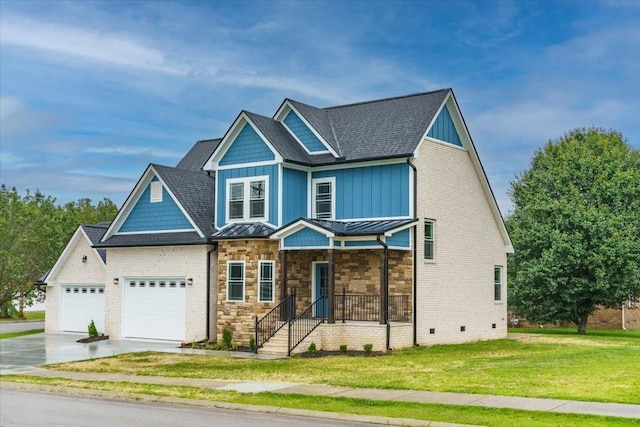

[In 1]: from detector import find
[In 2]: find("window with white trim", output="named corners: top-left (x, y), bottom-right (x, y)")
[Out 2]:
top-left (227, 261), bottom-right (245, 301)
top-left (258, 261), bottom-right (275, 302)
top-left (150, 181), bottom-right (162, 203)
top-left (312, 177), bottom-right (335, 220)
top-left (494, 266), bottom-right (503, 301)
top-left (424, 219), bottom-right (435, 260)
top-left (227, 176), bottom-right (268, 222)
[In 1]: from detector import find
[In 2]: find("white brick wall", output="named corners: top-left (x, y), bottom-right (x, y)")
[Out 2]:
top-left (414, 139), bottom-right (508, 345)
top-left (104, 245), bottom-right (217, 342)
top-left (292, 322), bottom-right (413, 353)
top-left (45, 230), bottom-right (106, 332)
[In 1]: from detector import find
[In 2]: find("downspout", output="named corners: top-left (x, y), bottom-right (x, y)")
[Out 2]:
top-left (204, 242), bottom-right (218, 342)
top-left (376, 236), bottom-right (391, 351)
top-left (407, 158), bottom-right (418, 347)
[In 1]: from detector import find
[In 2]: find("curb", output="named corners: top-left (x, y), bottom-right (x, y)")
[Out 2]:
top-left (0, 382), bottom-right (479, 427)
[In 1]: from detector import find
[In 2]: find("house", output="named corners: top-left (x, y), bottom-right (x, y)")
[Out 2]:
top-left (43, 88), bottom-right (513, 354)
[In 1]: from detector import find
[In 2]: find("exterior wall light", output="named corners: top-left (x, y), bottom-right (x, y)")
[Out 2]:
top-left (187, 278), bottom-right (193, 286)
top-left (113, 278), bottom-right (119, 285)
top-left (82, 255), bottom-right (87, 263)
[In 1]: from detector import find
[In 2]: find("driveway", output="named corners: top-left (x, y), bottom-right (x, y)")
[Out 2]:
top-left (0, 333), bottom-right (181, 375)
top-left (0, 321), bottom-right (45, 333)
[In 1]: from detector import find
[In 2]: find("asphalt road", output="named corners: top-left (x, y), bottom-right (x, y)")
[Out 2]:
top-left (0, 321), bottom-right (44, 333)
top-left (0, 388), bottom-right (384, 427)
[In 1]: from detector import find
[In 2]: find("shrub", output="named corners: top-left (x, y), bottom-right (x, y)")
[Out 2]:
top-left (363, 343), bottom-right (373, 354)
top-left (88, 320), bottom-right (98, 338)
top-left (249, 338), bottom-right (256, 352)
top-left (339, 344), bottom-right (348, 353)
top-left (307, 342), bottom-right (317, 354)
top-left (222, 328), bottom-right (232, 349)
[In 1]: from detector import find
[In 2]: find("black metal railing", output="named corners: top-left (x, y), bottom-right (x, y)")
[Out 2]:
top-left (334, 289), bottom-right (410, 322)
top-left (254, 290), bottom-right (296, 352)
top-left (288, 295), bottom-right (327, 355)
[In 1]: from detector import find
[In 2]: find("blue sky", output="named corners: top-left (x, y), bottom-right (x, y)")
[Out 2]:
top-left (1, 0), bottom-right (638, 215)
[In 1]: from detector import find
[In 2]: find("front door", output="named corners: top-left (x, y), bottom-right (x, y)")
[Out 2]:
top-left (314, 262), bottom-right (329, 317)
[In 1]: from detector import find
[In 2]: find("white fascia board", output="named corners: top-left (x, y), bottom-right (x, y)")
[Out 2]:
top-left (204, 113), bottom-right (283, 171)
top-left (278, 102), bottom-right (339, 157)
top-left (383, 220), bottom-right (419, 236)
top-left (270, 220), bottom-right (335, 240)
top-left (102, 164), bottom-right (154, 241)
top-left (152, 166), bottom-right (204, 238)
top-left (278, 164), bottom-right (283, 227)
top-left (311, 157), bottom-right (407, 172)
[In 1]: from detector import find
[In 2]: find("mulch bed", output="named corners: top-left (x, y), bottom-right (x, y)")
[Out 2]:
top-left (77, 335), bottom-right (109, 343)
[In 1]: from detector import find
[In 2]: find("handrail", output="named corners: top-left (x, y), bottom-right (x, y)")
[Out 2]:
top-left (254, 290), bottom-right (296, 352)
top-left (288, 295), bottom-right (327, 356)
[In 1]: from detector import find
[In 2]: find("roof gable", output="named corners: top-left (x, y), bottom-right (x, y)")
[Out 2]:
top-left (176, 138), bottom-right (222, 171)
top-left (274, 100), bottom-right (339, 156)
top-left (427, 104), bottom-right (462, 147)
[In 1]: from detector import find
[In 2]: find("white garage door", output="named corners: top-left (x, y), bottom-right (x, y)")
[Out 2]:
top-left (60, 285), bottom-right (106, 333)
top-left (123, 278), bottom-right (186, 341)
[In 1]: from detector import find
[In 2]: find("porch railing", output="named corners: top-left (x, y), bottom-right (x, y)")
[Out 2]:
top-left (334, 289), bottom-right (410, 322)
top-left (254, 290), bottom-right (296, 352)
top-left (288, 295), bottom-right (327, 356)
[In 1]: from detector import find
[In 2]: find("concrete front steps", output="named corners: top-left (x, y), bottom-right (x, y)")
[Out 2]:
top-left (258, 324), bottom-right (322, 356)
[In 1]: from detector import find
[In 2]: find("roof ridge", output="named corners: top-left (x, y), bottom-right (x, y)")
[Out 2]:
top-left (323, 88), bottom-right (450, 111)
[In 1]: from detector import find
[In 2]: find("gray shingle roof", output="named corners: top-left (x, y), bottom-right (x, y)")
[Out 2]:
top-left (211, 222), bottom-right (276, 240)
top-left (96, 231), bottom-right (207, 247)
top-left (81, 223), bottom-right (109, 262)
top-left (287, 99), bottom-right (340, 154)
top-left (177, 138), bottom-right (221, 171)
top-left (152, 164), bottom-right (215, 237)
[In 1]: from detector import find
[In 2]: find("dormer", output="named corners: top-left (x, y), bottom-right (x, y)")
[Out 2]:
top-left (274, 100), bottom-right (340, 157)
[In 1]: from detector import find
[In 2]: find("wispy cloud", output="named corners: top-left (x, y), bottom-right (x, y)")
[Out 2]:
top-left (85, 146), bottom-right (183, 160)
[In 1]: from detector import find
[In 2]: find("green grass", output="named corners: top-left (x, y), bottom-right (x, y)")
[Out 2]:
top-left (0, 329), bottom-right (44, 340)
top-left (509, 327), bottom-right (640, 338)
top-left (49, 333), bottom-right (640, 404)
top-left (0, 311), bottom-right (45, 322)
top-left (2, 375), bottom-right (637, 427)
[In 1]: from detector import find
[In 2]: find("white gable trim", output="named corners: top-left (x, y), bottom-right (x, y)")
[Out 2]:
top-left (204, 112), bottom-right (283, 171)
top-left (270, 220), bottom-right (335, 240)
top-left (274, 101), bottom-right (339, 157)
top-left (413, 91), bottom-right (513, 253)
top-left (101, 165), bottom-right (203, 241)
top-left (45, 226), bottom-right (106, 283)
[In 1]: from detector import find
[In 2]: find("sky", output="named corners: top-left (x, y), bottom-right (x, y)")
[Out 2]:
top-left (1, 0), bottom-right (638, 216)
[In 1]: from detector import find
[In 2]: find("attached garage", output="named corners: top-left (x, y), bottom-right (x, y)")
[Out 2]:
top-left (60, 285), bottom-right (106, 333)
top-left (122, 278), bottom-right (186, 341)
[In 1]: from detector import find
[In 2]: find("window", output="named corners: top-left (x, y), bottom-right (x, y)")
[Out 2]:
top-left (150, 181), bottom-right (162, 203)
top-left (227, 261), bottom-right (245, 301)
top-left (494, 266), bottom-right (503, 301)
top-left (312, 177), bottom-right (335, 220)
top-left (227, 176), bottom-right (268, 222)
top-left (258, 261), bottom-right (275, 302)
top-left (424, 220), bottom-right (435, 260)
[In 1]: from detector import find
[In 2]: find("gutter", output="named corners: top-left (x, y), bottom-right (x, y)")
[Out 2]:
top-left (203, 242), bottom-right (218, 342)
top-left (407, 158), bottom-right (418, 347)
top-left (376, 236), bottom-right (391, 351)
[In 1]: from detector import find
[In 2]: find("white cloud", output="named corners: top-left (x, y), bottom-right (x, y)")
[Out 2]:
top-left (85, 146), bottom-right (183, 159)
top-left (0, 16), bottom-right (189, 75)
top-left (0, 151), bottom-right (37, 170)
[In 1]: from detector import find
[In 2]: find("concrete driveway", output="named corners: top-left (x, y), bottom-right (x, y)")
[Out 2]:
top-left (0, 333), bottom-right (181, 375)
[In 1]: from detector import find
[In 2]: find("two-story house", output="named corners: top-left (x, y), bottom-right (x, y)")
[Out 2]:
top-left (43, 88), bottom-right (512, 354)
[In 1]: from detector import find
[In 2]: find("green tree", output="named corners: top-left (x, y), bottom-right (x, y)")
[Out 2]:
top-left (0, 185), bottom-right (118, 316)
top-left (507, 128), bottom-right (640, 334)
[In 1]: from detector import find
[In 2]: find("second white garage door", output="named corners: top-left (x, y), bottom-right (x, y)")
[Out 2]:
top-left (60, 285), bottom-right (106, 333)
top-left (123, 278), bottom-right (186, 341)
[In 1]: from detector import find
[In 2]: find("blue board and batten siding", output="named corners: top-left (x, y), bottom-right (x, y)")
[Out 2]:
top-left (282, 167), bottom-right (308, 224)
top-left (216, 165), bottom-right (279, 228)
top-left (283, 110), bottom-right (327, 153)
top-left (283, 227), bottom-right (329, 248)
top-left (386, 229), bottom-right (410, 248)
top-left (312, 163), bottom-right (410, 220)
top-left (427, 105), bottom-right (462, 147)
top-left (120, 180), bottom-right (192, 232)
top-left (219, 124), bottom-right (275, 166)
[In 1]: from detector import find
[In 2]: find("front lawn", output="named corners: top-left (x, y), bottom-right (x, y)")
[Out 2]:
top-left (48, 332), bottom-right (640, 404)
top-left (0, 329), bottom-right (44, 340)
top-left (0, 311), bottom-right (45, 323)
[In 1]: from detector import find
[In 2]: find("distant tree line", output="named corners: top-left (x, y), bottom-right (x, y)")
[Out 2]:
top-left (0, 185), bottom-right (118, 317)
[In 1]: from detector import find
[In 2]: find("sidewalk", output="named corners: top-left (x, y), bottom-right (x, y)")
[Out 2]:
top-left (17, 369), bottom-right (640, 419)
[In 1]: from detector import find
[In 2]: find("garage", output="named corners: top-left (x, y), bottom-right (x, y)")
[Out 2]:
top-left (60, 285), bottom-right (106, 333)
top-left (122, 278), bottom-right (186, 341)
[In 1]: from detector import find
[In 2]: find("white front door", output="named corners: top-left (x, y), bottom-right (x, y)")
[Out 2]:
top-left (122, 278), bottom-right (186, 341)
top-left (60, 285), bottom-right (105, 333)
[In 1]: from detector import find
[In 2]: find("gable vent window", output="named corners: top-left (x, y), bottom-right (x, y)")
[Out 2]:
top-left (150, 181), bottom-right (162, 203)
top-left (227, 176), bottom-right (268, 222)
top-left (312, 178), bottom-right (335, 220)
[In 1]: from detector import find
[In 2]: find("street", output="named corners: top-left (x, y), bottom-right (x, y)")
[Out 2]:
top-left (0, 321), bottom-right (44, 333)
top-left (0, 388), bottom-right (385, 426)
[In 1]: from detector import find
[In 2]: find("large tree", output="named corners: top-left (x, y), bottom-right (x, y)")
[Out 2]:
top-left (507, 128), bottom-right (640, 334)
top-left (0, 185), bottom-right (118, 316)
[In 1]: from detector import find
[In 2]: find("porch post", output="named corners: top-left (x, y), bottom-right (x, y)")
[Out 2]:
top-left (379, 243), bottom-right (389, 325)
top-left (280, 250), bottom-right (288, 321)
top-left (328, 249), bottom-right (335, 324)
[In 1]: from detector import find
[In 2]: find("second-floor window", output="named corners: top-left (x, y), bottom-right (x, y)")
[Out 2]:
top-left (312, 177), bottom-right (335, 220)
top-left (227, 176), bottom-right (268, 222)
